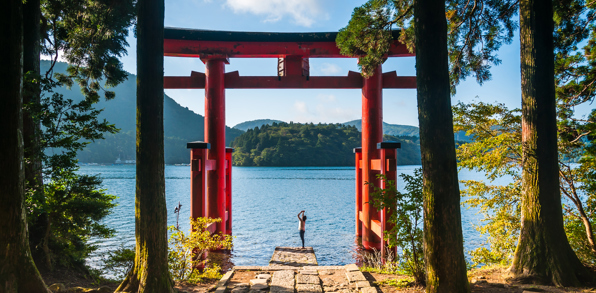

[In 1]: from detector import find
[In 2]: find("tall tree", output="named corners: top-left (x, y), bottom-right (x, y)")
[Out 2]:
top-left (509, 0), bottom-right (594, 285)
top-left (414, 0), bottom-right (470, 291)
top-left (23, 0), bottom-right (52, 271)
top-left (337, 1), bottom-right (514, 291)
top-left (21, 0), bottom-right (135, 271)
top-left (0, 0), bottom-right (49, 291)
top-left (116, 0), bottom-right (174, 290)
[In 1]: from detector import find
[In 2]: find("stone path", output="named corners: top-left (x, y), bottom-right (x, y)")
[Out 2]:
top-left (219, 249), bottom-right (377, 293)
top-left (269, 247), bottom-right (318, 267)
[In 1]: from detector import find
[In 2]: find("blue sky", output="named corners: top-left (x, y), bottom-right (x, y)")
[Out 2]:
top-left (119, 0), bottom-right (528, 128)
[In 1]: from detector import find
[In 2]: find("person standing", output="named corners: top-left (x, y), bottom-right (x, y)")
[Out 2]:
top-left (297, 210), bottom-right (307, 248)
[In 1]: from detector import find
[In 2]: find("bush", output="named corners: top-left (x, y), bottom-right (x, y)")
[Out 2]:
top-left (168, 217), bottom-right (233, 284)
top-left (367, 169), bottom-right (425, 284)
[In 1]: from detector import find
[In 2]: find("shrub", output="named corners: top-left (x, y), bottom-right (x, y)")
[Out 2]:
top-left (168, 217), bottom-right (233, 284)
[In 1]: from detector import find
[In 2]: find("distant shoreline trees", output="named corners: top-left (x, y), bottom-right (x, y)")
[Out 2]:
top-left (230, 122), bottom-right (422, 167)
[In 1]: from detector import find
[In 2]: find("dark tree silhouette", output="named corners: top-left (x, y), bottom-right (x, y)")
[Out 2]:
top-left (414, 0), bottom-right (470, 291)
top-left (115, 0), bottom-right (175, 291)
top-left (510, 0), bottom-right (594, 285)
top-left (0, 0), bottom-right (50, 291)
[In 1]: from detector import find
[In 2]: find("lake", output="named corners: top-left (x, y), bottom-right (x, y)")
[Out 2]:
top-left (82, 165), bottom-right (497, 267)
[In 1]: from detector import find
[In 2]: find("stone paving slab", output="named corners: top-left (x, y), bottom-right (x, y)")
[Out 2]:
top-left (269, 265), bottom-right (303, 271)
top-left (346, 271), bottom-right (367, 283)
top-left (360, 287), bottom-right (377, 293)
top-left (296, 274), bottom-right (320, 285)
top-left (299, 270), bottom-right (318, 275)
top-left (250, 279), bottom-right (268, 286)
top-left (353, 281), bottom-right (371, 290)
top-left (296, 284), bottom-right (323, 293)
top-left (270, 247), bottom-right (318, 267)
top-left (217, 270), bottom-right (235, 288)
top-left (234, 266), bottom-right (265, 270)
top-left (344, 264), bottom-right (359, 272)
top-left (271, 270), bottom-right (295, 286)
top-left (314, 266), bottom-right (345, 271)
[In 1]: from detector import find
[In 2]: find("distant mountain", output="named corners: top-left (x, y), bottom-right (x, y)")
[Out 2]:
top-left (342, 120), bottom-right (420, 137)
top-left (233, 119), bottom-right (285, 131)
top-left (42, 61), bottom-right (244, 164)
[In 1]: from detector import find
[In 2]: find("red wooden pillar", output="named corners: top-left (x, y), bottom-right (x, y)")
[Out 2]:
top-left (188, 142), bottom-right (210, 220)
top-left (354, 148), bottom-right (363, 237)
top-left (225, 147), bottom-right (233, 235)
top-left (378, 142), bottom-right (400, 259)
top-left (204, 57), bottom-right (228, 234)
top-left (361, 64), bottom-right (383, 250)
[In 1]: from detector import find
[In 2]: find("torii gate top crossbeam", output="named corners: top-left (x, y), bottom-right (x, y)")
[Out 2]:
top-left (164, 28), bottom-right (413, 58)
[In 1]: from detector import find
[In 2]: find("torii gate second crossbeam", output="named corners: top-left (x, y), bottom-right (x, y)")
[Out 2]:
top-left (163, 28), bottom-right (416, 253)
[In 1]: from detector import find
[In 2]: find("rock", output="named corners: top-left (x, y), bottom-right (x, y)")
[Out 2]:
top-left (256, 274), bottom-right (272, 280)
top-left (235, 283), bottom-right (250, 288)
top-left (250, 279), bottom-right (268, 286)
top-left (251, 284), bottom-right (269, 291)
top-left (323, 286), bottom-right (338, 292)
top-left (49, 283), bottom-right (66, 292)
top-left (297, 274), bottom-right (320, 285)
top-left (360, 287), bottom-right (378, 293)
top-left (344, 264), bottom-right (359, 272)
top-left (217, 271), bottom-right (235, 288)
top-left (353, 281), bottom-right (371, 289)
top-left (215, 286), bottom-right (227, 293)
top-left (321, 278), bottom-right (336, 286)
top-left (300, 270), bottom-right (318, 275)
top-left (296, 284), bottom-right (323, 293)
top-left (345, 271), bottom-right (367, 283)
top-left (231, 287), bottom-right (249, 293)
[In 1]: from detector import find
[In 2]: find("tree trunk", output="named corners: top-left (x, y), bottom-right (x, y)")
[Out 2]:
top-left (414, 0), bottom-right (470, 292)
top-left (510, 0), bottom-right (594, 286)
top-left (115, 0), bottom-right (174, 291)
top-left (23, 0), bottom-right (52, 272)
top-left (0, 0), bottom-right (50, 291)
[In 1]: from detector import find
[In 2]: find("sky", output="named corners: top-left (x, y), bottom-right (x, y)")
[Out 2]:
top-left (115, 0), bottom-right (570, 128)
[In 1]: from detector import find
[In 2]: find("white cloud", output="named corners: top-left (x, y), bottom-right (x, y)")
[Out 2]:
top-left (292, 96), bottom-right (358, 123)
top-left (224, 0), bottom-right (324, 27)
top-left (319, 63), bottom-right (341, 75)
top-left (317, 94), bottom-right (336, 103)
top-left (294, 101), bottom-right (309, 114)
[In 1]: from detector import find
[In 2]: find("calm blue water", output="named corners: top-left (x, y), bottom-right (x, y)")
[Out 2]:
top-left (82, 165), bottom-right (494, 267)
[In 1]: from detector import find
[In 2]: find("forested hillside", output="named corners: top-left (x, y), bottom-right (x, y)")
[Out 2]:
top-left (42, 61), bottom-right (244, 164)
top-left (230, 122), bottom-right (421, 166)
top-left (343, 119), bottom-right (420, 137)
top-left (233, 119), bottom-right (284, 131)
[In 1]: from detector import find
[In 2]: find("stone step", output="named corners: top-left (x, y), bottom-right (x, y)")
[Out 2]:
top-left (270, 247), bottom-right (318, 267)
top-left (345, 271), bottom-right (367, 283)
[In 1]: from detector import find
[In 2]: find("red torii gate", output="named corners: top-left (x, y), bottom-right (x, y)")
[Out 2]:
top-left (163, 28), bottom-right (416, 252)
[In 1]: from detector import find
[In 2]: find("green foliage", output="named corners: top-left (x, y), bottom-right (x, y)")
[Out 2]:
top-left (27, 172), bottom-right (117, 268)
top-left (231, 122), bottom-right (360, 166)
top-left (367, 169), bottom-right (425, 284)
top-left (24, 74), bottom-right (119, 269)
top-left (336, 0), bottom-right (517, 92)
top-left (101, 245), bottom-right (135, 281)
top-left (231, 122), bottom-right (421, 167)
top-left (453, 101), bottom-right (596, 266)
top-left (453, 102), bottom-right (523, 267)
top-left (374, 277), bottom-right (415, 288)
top-left (41, 0), bottom-right (136, 102)
top-left (168, 217), bottom-right (233, 284)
